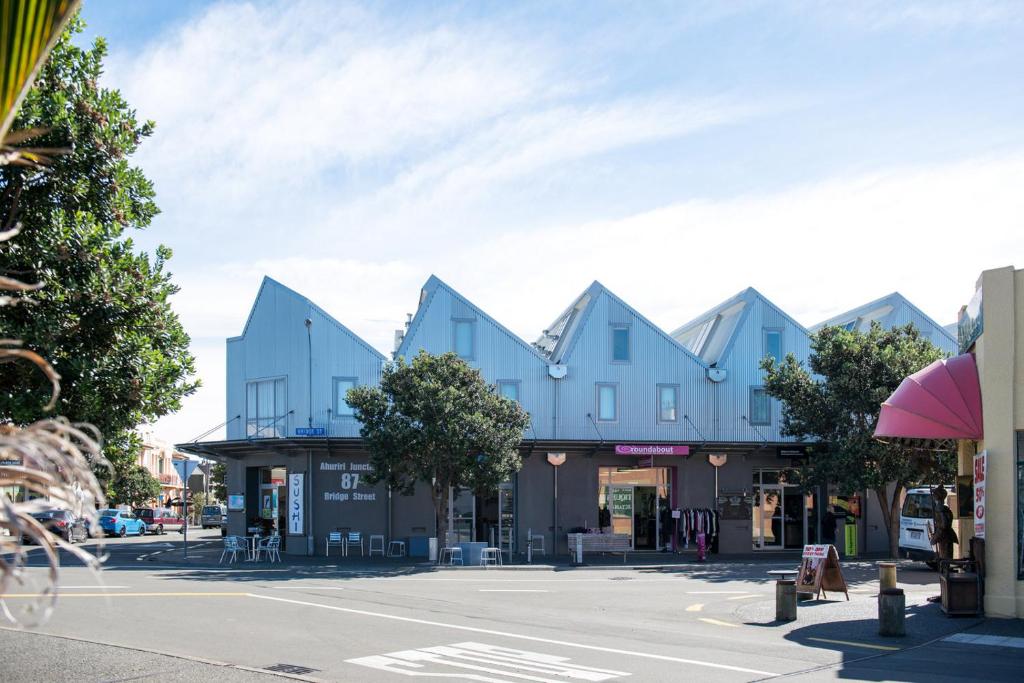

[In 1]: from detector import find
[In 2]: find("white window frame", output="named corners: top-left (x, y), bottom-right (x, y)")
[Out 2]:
top-left (332, 376), bottom-right (358, 418)
top-left (749, 386), bottom-right (771, 426)
top-left (596, 383), bottom-right (618, 423)
top-left (763, 328), bottom-right (783, 364)
top-left (245, 376), bottom-right (288, 438)
top-left (657, 384), bottom-right (679, 424)
top-left (497, 380), bottom-right (521, 404)
top-left (452, 318), bottom-right (476, 360)
top-left (610, 324), bottom-right (631, 363)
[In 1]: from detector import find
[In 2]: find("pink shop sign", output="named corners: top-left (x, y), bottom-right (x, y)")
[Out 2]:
top-left (614, 444), bottom-right (690, 456)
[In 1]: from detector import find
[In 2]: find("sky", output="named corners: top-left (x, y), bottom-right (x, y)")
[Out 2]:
top-left (76, 0), bottom-right (1024, 446)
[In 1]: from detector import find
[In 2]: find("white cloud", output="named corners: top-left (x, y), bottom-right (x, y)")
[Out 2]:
top-left (153, 153), bottom-right (1024, 444)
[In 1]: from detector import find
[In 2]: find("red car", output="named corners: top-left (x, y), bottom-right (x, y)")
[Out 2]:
top-left (133, 507), bottom-right (184, 535)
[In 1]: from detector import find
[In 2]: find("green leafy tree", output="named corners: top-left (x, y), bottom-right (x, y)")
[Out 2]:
top-left (347, 351), bottom-right (530, 545)
top-left (108, 462), bottom-right (161, 508)
top-left (210, 462), bottom-right (227, 502)
top-left (0, 19), bottom-right (197, 502)
top-left (761, 323), bottom-right (954, 558)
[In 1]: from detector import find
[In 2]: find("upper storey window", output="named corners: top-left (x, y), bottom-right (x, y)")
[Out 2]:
top-left (611, 325), bottom-right (630, 363)
top-left (453, 319), bottom-right (475, 360)
top-left (246, 378), bottom-right (287, 437)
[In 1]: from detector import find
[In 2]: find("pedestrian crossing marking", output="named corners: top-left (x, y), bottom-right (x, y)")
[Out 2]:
top-left (347, 641), bottom-right (630, 681)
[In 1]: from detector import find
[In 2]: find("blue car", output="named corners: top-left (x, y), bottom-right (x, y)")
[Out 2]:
top-left (98, 509), bottom-right (147, 537)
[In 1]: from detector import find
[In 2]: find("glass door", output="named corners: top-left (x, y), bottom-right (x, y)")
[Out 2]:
top-left (608, 486), bottom-right (634, 548)
top-left (633, 486), bottom-right (658, 550)
top-left (498, 483), bottom-right (514, 555)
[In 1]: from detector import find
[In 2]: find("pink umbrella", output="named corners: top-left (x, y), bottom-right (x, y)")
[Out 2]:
top-left (874, 353), bottom-right (983, 441)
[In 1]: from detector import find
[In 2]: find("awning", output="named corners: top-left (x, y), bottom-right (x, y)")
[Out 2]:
top-left (874, 353), bottom-right (983, 441)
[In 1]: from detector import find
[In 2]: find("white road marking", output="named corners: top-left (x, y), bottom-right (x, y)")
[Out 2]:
top-left (348, 641), bottom-right (630, 682)
top-left (698, 618), bottom-right (741, 628)
top-left (60, 585), bottom-right (130, 589)
top-left (686, 591), bottom-right (750, 595)
top-left (479, 589), bottom-right (550, 593)
top-left (275, 586), bottom-right (346, 590)
top-left (726, 595), bottom-right (759, 601)
top-left (249, 593), bottom-right (777, 676)
top-left (684, 603), bottom-right (703, 612)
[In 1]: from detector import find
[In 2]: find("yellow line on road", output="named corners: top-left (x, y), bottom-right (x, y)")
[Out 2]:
top-left (685, 603), bottom-right (704, 612)
top-left (807, 637), bottom-right (900, 651)
top-left (698, 618), bottom-right (740, 628)
top-left (0, 592), bottom-right (247, 598)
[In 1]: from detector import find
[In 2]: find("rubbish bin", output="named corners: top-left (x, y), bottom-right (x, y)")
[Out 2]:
top-left (428, 537), bottom-right (438, 563)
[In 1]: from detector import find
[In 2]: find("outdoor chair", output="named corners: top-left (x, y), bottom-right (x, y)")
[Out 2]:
top-left (387, 540), bottom-right (406, 558)
top-left (530, 534), bottom-right (546, 556)
top-left (439, 547), bottom-right (463, 565)
top-left (346, 531), bottom-right (364, 557)
top-left (326, 531), bottom-right (344, 556)
top-left (369, 534), bottom-right (385, 557)
top-left (220, 535), bottom-right (243, 564)
top-left (257, 535), bottom-right (281, 563)
top-left (480, 547), bottom-right (501, 567)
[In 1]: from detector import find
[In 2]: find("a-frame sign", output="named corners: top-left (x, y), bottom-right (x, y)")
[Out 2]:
top-left (796, 544), bottom-right (849, 600)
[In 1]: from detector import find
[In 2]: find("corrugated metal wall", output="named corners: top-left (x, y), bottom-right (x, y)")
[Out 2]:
top-left (226, 278), bottom-right (386, 440)
top-left (399, 279), bottom-right (557, 439)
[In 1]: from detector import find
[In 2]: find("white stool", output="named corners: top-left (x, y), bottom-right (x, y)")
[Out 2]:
top-left (369, 534), bottom-right (385, 556)
top-left (387, 540), bottom-right (406, 558)
top-left (439, 547), bottom-right (463, 565)
top-left (480, 547), bottom-right (501, 567)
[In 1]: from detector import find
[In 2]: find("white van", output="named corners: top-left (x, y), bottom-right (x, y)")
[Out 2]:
top-left (899, 486), bottom-right (957, 568)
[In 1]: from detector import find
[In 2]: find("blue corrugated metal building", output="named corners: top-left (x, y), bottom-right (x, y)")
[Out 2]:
top-left (182, 275), bottom-right (954, 557)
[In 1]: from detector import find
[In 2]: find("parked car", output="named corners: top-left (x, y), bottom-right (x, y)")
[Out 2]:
top-left (98, 509), bottom-right (147, 537)
top-left (133, 507), bottom-right (184, 535)
top-left (21, 509), bottom-right (88, 544)
top-left (201, 504), bottom-right (227, 529)
top-left (899, 485), bottom-right (957, 568)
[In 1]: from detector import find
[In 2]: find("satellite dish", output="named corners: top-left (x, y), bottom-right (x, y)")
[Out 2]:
top-left (548, 364), bottom-right (568, 379)
top-left (708, 454), bottom-right (727, 467)
top-left (706, 368), bottom-right (727, 383)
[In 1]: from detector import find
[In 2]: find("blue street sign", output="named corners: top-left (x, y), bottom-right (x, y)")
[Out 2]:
top-left (295, 427), bottom-right (326, 436)
top-left (173, 459), bottom-right (199, 483)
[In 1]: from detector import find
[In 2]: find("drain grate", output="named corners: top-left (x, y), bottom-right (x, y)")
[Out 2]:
top-left (265, 663), bottom-right (320, 675)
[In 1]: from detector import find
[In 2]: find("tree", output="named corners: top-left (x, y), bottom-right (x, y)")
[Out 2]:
top-left (210, 462), bottom-right (227, 502)
top-left (0, 18), bottom-right (197, 503)
top-left (108, 462), bottom-right (160, 508)
top-left (347, 351), bottom-right (530, 545)
top-left (761, 323), bottom-right (954, 558)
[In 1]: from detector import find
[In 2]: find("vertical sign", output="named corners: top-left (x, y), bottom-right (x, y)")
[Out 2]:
top-left (974, 450), bottom-right (987, 539)
top-left (288, 473), bottom-right (304, 535)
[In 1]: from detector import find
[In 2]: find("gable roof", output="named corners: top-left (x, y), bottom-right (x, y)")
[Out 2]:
top-left (670, 287), bottom-right (807, 366)
top-left (397, 275), bottom-right (550, 363)
top-left (810, 291), bottom-right (957, 345)
top-left (231, 276), bottom-right (386, 360)
top-left (536, 281), bottom-right (708, 367)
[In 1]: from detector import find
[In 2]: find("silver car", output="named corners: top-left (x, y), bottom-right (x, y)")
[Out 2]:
top-left (200, 504), bottom-right (226, 529)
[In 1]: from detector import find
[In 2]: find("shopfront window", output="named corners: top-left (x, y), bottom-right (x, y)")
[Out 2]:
top-left (598, 467), bottom-right (672, 551)
top-left (751, 469), bottom-right (808, 550)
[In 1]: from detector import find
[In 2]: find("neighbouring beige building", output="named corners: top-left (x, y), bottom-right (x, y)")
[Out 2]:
top-left (138, 430), bottom-right (185, 507)
top-left (958, 265), bottom-right (1024, 618)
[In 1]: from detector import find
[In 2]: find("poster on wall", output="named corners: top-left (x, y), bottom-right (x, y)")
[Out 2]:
top-left (227, 495), bottom-right (245, 512)
top-left (974, 450), bottom-right (987, 539)
top-left (288, 473), bottom-right (304, 535)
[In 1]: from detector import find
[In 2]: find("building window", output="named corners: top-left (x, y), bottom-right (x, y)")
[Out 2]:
top-left (452, 319), bottom-right (475, 360)
top-left (157, 457), bottom-right (164, 475)
top-left (749, 386), bottom-right (770, 425)
top-left (764, 329), bottom-right (782, 364)
top-left (333, 377), bottom-right (357, 417)
top-left (597, 383), bottom-right (618, 422)
top-left (611, 326), bottom-right (630, 362)
top-left (246, 377), bottom-right (287, 437)
top-left (657, 384), bottom-right (679, 423)
top-left (497, 380), bottom-right (520, 403)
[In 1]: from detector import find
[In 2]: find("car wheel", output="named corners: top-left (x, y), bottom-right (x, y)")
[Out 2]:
top-left (158, 524), bottom-right (164, 535)
top-left (66, 530), bottom-right (74, 544)
top-left (139, 525), bottom-right (147, 536)
top-left (925, 560), bottom-right (939, 570)
top-left (119, 526), bottom-right (126, 538)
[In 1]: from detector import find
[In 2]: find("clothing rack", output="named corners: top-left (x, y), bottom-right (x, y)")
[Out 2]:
top-left (678, 508), bottom-right (719, 548)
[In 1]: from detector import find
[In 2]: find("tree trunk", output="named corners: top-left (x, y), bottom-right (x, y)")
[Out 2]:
top-left (875, 484), bottom-right (904, 559)
top-left (431, 481), bottom-right (450, 549)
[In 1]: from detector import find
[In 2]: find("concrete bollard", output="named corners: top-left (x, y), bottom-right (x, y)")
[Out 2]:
top-left (878, 588), bottom-right (906, 637)
top-left (776, 579), bottom-right (797, 622)
top-left (878, 561), bottom-right (897, 592)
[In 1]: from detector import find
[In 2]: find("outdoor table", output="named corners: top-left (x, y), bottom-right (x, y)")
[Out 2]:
top-left (245, 535), bottom-right (261, 561)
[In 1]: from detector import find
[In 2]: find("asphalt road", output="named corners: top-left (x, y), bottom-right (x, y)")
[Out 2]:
top-left (2, 533), bottom-right (1021, 682)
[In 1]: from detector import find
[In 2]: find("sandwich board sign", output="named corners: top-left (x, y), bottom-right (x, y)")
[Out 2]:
top-left (795, 544), bottom-right (849, 601)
